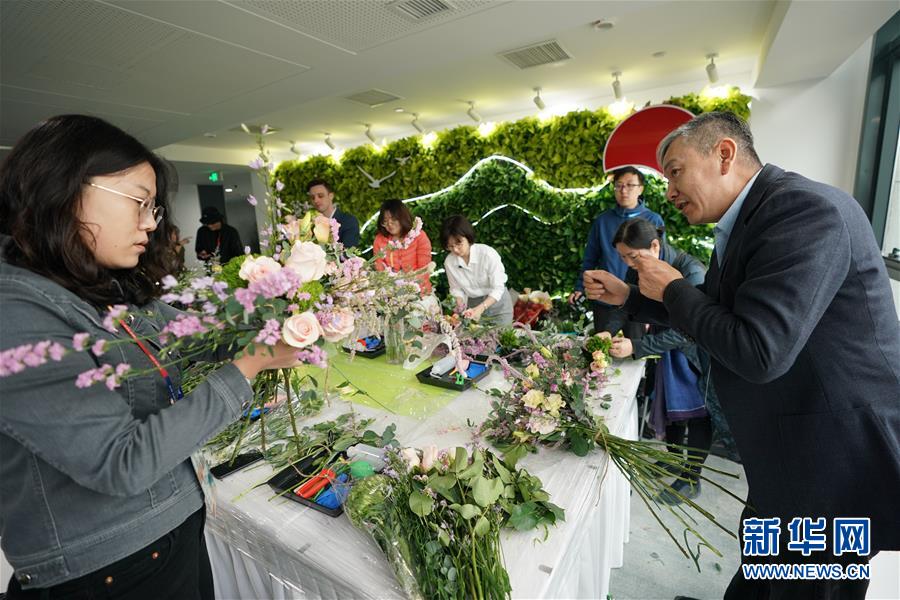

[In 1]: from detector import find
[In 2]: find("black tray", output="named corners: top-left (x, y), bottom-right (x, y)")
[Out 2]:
top-left (211, 450), bottom-right (264, 479)
top-left (415, 360), bottom-right (491, 391)
top-left (267, 451), bottom-right (348, 517)
top-left (473, 347), bottom-right (523, 364)
top-left (342, 337), bottom-right (386, 359)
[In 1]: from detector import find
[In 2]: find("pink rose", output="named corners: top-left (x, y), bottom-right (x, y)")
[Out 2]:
top-left (313, 215), bottom-right (332, 244)
top-left (319, 309), bottom-right (355, 343)
top-left (283, 241), bottom-right (327, 283)
top-left (282, 312), bottom-right (322, 348)
top-left (239, 256), bottom-right (281, 283)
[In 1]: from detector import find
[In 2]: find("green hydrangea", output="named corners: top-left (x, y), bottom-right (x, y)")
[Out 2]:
top-left (217, 255), bottom-right (251, 289)
top-left (296, 280), bottom-right (324, 312)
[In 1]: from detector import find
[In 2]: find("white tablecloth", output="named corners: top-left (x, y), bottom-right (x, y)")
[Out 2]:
top-left (204, 360), bottom-right (644, 600)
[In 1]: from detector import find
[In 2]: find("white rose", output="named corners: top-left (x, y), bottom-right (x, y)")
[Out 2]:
top-left (282, 312), bottom-right (322, 348)
top-left (399, 447), bottom-right (420, 471)
top-left (238, 256), bottom-right (282, 283)
top-left (283, 241), bottom-right (327, 283)
top-left (319, 309), bottom-right (355, 343)
top-left (420, 445), bottom-right (438, 471)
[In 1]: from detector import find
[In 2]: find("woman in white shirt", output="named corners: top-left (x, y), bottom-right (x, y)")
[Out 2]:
top-left (440, 215), bottom-right (513, 325)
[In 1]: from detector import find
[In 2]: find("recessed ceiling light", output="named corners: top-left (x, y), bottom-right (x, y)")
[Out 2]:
top-left (225, 187), bottom-right (233, 192)
top-left (394, 107), bottom-right (405, 113)
top-left (652, 51), bottom-right (666, 58)
top-left (203, 132), bottom-right (216, 138)
top-left (591, 19), bottom-right (615, 30)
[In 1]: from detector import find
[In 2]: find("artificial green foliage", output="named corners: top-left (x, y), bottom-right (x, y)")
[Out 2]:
top-left (275, 90), bottom-right (749, 295)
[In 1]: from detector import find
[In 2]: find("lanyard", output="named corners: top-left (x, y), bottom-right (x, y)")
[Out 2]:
top-left (118, 318), bottom-right (184, 405)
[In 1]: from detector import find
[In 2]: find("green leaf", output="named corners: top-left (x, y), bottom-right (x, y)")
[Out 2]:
top-left (508, 502), bottom-right (540, 531)
top-left (428, 474), bottom-right (461, 504)
top-left (457, 450), bottom-right (484, 480)
top-left (503, 444), bottom-right (528, 469)
top-left (438, 529), bottom-right (451, 547)
top-left (452, 447), bottom-right (468, 472)
top-left (409, 490), bottom-right (434, 517)
top-left (451, 503), bottom-right (481, 519)
top-left (491, 454), bottom-right (512, 484)
top-left (568, 430), bottom-right (590, 457)
top-left (472, 476), bottom-right (504, 508)
top-left (473, 515), bottom-right (490, 537)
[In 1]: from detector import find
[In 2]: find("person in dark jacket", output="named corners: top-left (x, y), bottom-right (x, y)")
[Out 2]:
top-left (307, 178), bottom-right (360, 248)
top-left (0, 115), bottom-right (301, 598)
top-left (569, 167), bottom-right (664, 338)
top-left (585, 112), bottom-right (900, 599)
top-left (605, 217), bottom-right (719, 503)
top-left (195, 206), bottom-right (243, 265)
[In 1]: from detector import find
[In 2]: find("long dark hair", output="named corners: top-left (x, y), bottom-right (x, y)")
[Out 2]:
top-left (0, 114), bottom-right (175, 306)
top-left (376, 199), bottom-right (414, 238)
top-left (612, 217), bottom-right (664, 250)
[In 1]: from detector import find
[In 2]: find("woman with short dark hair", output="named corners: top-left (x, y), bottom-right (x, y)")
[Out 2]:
top-left (373, 199), bottom-right (433, 294)
top-left (0, 115), bottom-right (299, 598)
top-left (439, 215), bottom-right (513, 325)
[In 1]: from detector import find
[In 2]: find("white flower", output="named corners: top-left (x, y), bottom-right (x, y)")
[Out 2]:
top-left (283, 241), bottom-right (327, 283)
top-left (313, 215), bottom-right (332, 244)
top-left (527, 415), bottom-right (558, 435)
top-left (400, 447), bottom-right (420, 471)
top-left (238, 256), bottom-right (281, 283)
top-left (421, 445), bottom-right (438, 471)
top-left (524, 363), bottom-right (540, 379)
top-left (282, 312), bottom-right (322, 348)
top-left (318, 309), bottom-right (355, 343)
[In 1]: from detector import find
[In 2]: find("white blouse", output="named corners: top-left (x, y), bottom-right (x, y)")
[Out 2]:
top-left (444, 243), bottom-right (508, 302)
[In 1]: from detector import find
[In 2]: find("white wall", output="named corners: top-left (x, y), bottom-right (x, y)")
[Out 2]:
top-left (749, 38), bottom-right (873, 195)
top-left (168, 184), bottom-right (203, 271)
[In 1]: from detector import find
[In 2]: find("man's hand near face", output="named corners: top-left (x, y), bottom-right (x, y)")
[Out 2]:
top-left (633, 255), bottom-right (683, 301)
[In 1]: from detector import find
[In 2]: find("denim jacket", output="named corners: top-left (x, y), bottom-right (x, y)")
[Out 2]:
top-left (0, 237), bottom-right (252, 589)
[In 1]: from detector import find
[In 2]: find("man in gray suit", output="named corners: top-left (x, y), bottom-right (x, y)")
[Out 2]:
top-left (585, 112), bottom-right (900, 599)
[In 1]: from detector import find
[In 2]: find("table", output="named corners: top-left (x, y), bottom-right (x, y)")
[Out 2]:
top-left (204, 359), bottom-right (645, 599)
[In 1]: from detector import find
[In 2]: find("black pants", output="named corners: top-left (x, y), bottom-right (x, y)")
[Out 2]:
top-left (725, 503), bottom-right (871, 600)
top-left (665, 416), bottom-right (713, 482)
top-left (6, 508), bottom-right (213, 600)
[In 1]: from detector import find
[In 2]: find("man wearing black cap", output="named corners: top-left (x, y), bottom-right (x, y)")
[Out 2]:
top-left (195, 206), bottom-right (243, 266)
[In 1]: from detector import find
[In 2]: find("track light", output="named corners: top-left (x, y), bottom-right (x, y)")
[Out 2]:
top-left (364, 124), bottom-right (376, 144)
top-left (466, 101), bottom-right (482, 123)
top-left (706, 53), bottom-right (719, 84)
top-left (411, 113), bottom-right (424, 133)
top-left (324, 133), bottom-right (335, 150)
top-left (289, 140), bottom-right (301, 155)
top-left (611, 71), bottom-right (623, 101)
top-left (533, 87), bottom-right (546, 111)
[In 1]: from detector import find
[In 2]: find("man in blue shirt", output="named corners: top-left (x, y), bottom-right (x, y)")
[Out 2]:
top-left (569, 166), bottom-right (664, 335)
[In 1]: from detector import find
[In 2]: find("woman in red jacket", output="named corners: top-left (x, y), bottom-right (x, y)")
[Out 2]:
top-left (373, 199), bottom-right (433, 294)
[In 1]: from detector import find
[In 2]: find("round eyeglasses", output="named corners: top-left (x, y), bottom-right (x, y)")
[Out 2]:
top-left (88, 182), bottom-right (164, 225)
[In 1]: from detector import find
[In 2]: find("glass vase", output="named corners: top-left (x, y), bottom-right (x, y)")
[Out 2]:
top-left (384, 316), bottom-right (407, 365)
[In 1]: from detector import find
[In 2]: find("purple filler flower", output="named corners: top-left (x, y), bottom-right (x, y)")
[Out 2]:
top-left (72, 333), bottom-right (90, 352)
top-left (247, 194), bottom-right (257, 206)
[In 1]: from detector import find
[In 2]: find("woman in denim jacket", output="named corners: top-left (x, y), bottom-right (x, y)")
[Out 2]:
top-left (0, 115), bottom-right (300, 598)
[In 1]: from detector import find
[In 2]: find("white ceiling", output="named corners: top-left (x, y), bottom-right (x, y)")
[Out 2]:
top-left (2, 0), bottom-right (896, 169)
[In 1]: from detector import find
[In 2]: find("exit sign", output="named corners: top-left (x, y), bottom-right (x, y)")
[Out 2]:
top-left (208, 171), bottom-right (222, 183)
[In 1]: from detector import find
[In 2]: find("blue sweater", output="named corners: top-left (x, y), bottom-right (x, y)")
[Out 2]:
top-left (574, 201), bottom-right (664, 291)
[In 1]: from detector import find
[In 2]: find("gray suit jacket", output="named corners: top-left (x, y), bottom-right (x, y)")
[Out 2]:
top-left (625, 164), bottom-right (900, 551)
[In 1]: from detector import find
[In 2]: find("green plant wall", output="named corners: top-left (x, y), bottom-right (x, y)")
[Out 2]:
top-left (274, 87), bottom-right (749, 297)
